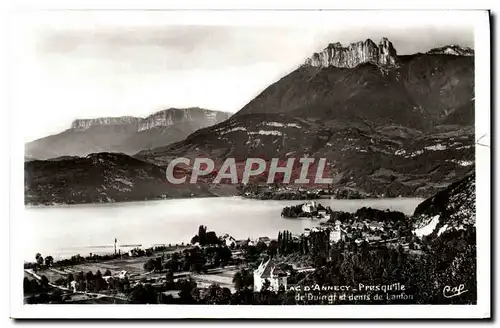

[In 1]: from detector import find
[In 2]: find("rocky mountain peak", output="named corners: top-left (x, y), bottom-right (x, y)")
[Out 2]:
top-left (378, 37), bottom-right (398, 66)
top-left (426, 45), bottom-right (475, 56)
top-left (304, 37), bottom-right (399, 69)
top-left (137, 108), bottom-right (231, 132)
top-left (71, 116), bottom-right (141, 130)
top-left (69, 109), bottom-right (231, 132)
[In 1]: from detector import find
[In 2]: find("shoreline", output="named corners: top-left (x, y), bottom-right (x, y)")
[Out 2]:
top-left (22, 197), bottom-right (424, 261)
top-left (25, 195), bottom-right (425, 209)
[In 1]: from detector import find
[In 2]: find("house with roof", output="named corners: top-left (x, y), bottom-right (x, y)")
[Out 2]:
top-left (253, 259), bottom-right (287, 292)
top-left (220, 233), bottom-right (237, 248)
top-left (330, 225), bottom-right (343, 243)
top-left (367, 221), bottom-right (384, 231)
top-left (301, 201), bottom-right (318, 213)
top-left (117, 270), bottom-right (128, 279)
top-left (70, 280), bottom-right (77, 293)
top-left (258, 236), bottom-right (272, 246)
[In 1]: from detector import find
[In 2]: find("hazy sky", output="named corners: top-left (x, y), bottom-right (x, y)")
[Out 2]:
top-left (12, 12), bottom-right (474, 142)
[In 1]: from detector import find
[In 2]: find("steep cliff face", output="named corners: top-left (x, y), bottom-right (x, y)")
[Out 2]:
top-left (69, 109), bottom-right (230, 132)
top-left (378, 37), bottom-right (398, 66)
top-left (237, 39), bottom-right (473, 130)
top-left (71, 116), bottom-right (141, 130)
top-left (304, 38), bottom-right (399, 69)
top-left (137, 108), bottom-right (230, 131)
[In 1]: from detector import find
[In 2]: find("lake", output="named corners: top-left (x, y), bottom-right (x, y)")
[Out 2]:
top-left (22, 197), bottom-right (423, 261)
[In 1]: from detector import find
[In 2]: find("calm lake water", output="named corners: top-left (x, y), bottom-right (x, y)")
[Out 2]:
top-left (23, 197), bottom-right (423, 261)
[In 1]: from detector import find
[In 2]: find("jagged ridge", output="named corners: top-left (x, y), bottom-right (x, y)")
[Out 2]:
top-left (426, 45), bottom-right (474, 56)
top-left (26, 108), bottom-right (232, 159)
top-left (304, 38), bottom-right (398, 69)
top-left (70, 108), bottom-right (231, 132)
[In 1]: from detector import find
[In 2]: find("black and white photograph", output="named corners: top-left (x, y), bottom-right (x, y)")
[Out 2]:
top-left (7, 7), bottom-right (491, 319)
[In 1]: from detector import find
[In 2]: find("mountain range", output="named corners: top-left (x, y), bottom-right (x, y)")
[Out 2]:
top-left (25, 108), bottom-right (232, 160)
top-left (25, 39), bottom-right (475, 205)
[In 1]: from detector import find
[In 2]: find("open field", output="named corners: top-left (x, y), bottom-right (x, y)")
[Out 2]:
top-left (191, 265), bottom-right (240, 293)
top-left (27, 247), bottom-right (243, 292)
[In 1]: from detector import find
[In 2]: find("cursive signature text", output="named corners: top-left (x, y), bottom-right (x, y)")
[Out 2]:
top-left (443, 284), bottom-right (468, 298)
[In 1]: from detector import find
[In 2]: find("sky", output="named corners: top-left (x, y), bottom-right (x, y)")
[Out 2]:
top-left (10, 11), bottom-right (475, 142)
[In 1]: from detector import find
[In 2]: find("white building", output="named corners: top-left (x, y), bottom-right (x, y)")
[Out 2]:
top-left (253, 259), bottom-right (287, 292)
top-left (70, 280), bottom-right (77, 292)
top-left (220, 233), bottom-right (237, 248)
top-left (330, 226), bottom-right (342, 243)
top-left (368, 221), bottom-right (384, 231)
top-left (329, 222), bottom-right (346, 243)
top-left (258, 237), bottom-right (272, 246)
top-left (118, 270), bottom-right (128, 279)
top-left (301, 201), bottom-right (317, 213)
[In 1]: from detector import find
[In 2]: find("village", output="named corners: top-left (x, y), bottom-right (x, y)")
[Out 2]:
top-left (238, 183), bottom-right (369, 200)
top-left (23, 200), bottom-right (420, 304)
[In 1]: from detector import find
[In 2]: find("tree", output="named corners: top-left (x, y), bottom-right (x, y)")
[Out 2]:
top-left (95, 275), bottom-right (107, 292)
top-left (164, 259), bottom-right (178, 273)
top-left (256, 240), bottom-right (267, 253)
top-left (23, 277), bottom-right (31, 293)
top-left (268, 240), bottom-right (278, 258)
top-left (144, 259), bottom-right (156, 272)
top-left (107, 277), bottom-right (116, 292)
top-left (165, 270), bottom-right (175, 289)
top-left (50, 289), bottom-right (63, 303)
top-left (85, 271), bottom-right (93, 280)
top-left (232, 268), bottom-right (253, 291)
top-left (44, 255), bottom-right (54, 267)
top-left (190, 262), bottom-right (202, 273)
top-left (104, 269), bottom-right (112, 277)
top-left (76, 271), bottom-right (85, 282)
top-left (206, 231), bottom-right (220, 245)
top-left (129, 284), bottom-right (151, 304)
top-left (191, 235), bottom-right (200, 245)
top-left (177, 278), bottom-right (198, 303)
top-left (37, 255), bottom-right (44, 266)
top-left (198, 225), bottom-right (207, 245)
top-left (261, 279), bottom-right (271, 292)
top-left (40, 275), bottom-right (49, 289)
top-left (232, 272), bottom-right (243, 291)
top-left (205, 283), bottom-right (231, 305)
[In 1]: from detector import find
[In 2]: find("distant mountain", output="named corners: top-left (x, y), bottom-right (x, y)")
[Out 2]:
top-left (426, 45), bottom-right (474, 56)
top-left (138, 113), bottom-right (474, 198)
top-left (24, 153), bottom-right (220, 205)
top-left (236, 38), bottom-right (474, 129)
top-left (137, 39), bottom-right (475, 198)
top-left (25, 108), bottom-right (231, 160)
